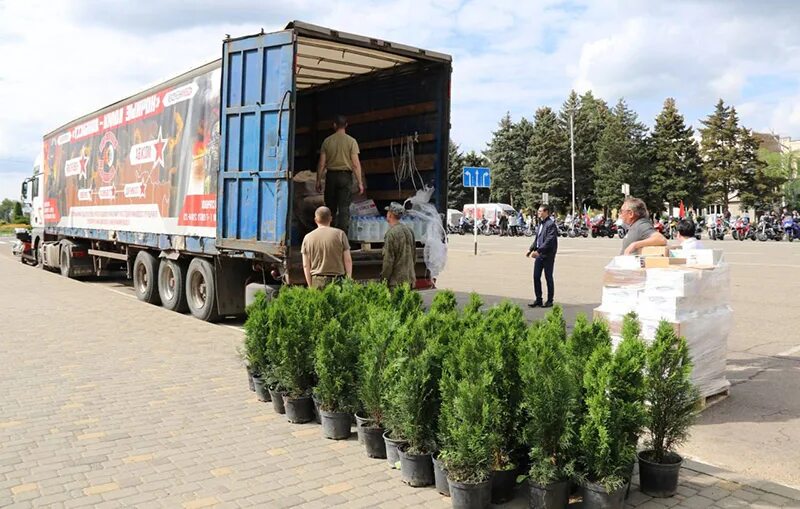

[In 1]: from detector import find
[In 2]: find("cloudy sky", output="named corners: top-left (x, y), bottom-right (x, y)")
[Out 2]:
top-left (1, 0), bottom-right (799, 200)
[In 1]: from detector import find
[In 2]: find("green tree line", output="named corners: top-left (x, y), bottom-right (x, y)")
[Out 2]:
top-left (448, 93), bottom-right (791, 215)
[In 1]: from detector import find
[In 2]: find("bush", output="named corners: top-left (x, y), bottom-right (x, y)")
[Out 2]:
top-left (521, 313), bottom-right (577, 486)
top-left (482, 301), bottom-right (527, 470)
top-left (383, 313), bottom-right (440, 453)
top-left (391, 283), bottom-right (423, 322)
top-left (438, 324), bottom-right (498, 484)
top-left (243, 291), bottom-right (271, 374)
top-left (272, 287), bottom-right (324, 397)
top-left (429, 289), bottom-right (458, 314)
top-left (357, 308), bottom-right (402, 427)
top-left (565, 315), bottom-right (611, 462)
top-left (314, 319), bottom-right (359, 413)
top-left (577, 314), bottom-right (647, 491)
top-left (643, 321), bottom-right (699, 464)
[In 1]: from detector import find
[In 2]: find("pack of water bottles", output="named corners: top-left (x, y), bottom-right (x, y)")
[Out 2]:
top-left (348, 216), bottom-right (428, 243)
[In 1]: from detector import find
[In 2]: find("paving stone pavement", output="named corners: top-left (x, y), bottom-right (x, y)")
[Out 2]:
top-left (1, 252), bottom-right (800, 508)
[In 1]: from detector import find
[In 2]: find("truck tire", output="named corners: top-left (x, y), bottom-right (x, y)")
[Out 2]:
top-left (60, 248), bottom-right (72, 278)
top-left (158, 259), bottom-right (188, 312)
top-left (186, 257), bottom-right (219, 322)
top-left (133, 251), bottom-right (161, 305)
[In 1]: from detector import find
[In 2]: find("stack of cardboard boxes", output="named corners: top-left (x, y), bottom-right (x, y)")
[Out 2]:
top-left (595, 247), bottom-right (731, 399)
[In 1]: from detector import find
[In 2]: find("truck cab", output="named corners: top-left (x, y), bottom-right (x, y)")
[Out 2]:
top-left (17, 154), bottom-right (45, 265)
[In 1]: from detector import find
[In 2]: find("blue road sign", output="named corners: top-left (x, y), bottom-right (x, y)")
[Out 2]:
top-left (463, 167), bottom-right (491, 188)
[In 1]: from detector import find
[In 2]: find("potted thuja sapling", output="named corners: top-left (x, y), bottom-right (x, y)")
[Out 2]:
top-left (438, 324), bottom-right (497, 509)
top-left (383, 315), bottom-right (438, 487)
top-left (242, 291), bottom-right (274, 401)
top-left (519, 316), bottom-right (577, 509)
top-left (352, 283), bottom-right (393, 443)
top-left (380, 293), bottom-right (423, 470)
top-left (355, 307), bottom-right (403, 458)
top-left (274, 287), bottom-right (320, 423)
top-left (480, 301), bottom-right (527, 504)
top-left (577, 319), bottom-right (647, 509)
top-left (638, 321), bottom-right (699, 497)
top-left (314, 319), bottom-right (359, 439)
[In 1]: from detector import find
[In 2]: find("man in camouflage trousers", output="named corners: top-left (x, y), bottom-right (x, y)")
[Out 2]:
top-left (381, 203), bottom-right (416, 289)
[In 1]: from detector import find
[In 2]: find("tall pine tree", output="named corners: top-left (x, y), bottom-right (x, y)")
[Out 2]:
top-left (593, 99), bottom-right (655, 213)
top-left (510, 117), bottom-right (535, 208)
top-left (559, 90), bottom-right (611, 210)
top-left (447, 141), bottom-right (467, 210)
top-left (699, 100), bottom-right (764, 212)
top-left (485, 113), bottom-right (531, 207)
top-left (651, 98), bottom-right (703, 209)
top-left (485, 113), bottom-right (517, 205)
top-left (523, 107), bottom-right (569, 211)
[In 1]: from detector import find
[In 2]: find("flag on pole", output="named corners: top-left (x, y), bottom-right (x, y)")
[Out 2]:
top-left (679, 200), bottom-right (685, 219)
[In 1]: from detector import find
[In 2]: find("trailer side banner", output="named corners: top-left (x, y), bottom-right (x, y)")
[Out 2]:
top-left (42, 64), bottom-right (222, 238)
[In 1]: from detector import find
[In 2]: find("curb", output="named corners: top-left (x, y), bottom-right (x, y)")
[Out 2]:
top-left (683, 458), bottom-right (800, 501)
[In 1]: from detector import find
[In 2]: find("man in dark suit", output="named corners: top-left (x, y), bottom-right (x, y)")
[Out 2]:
top-left (526, 205), bottom-right (558, 308)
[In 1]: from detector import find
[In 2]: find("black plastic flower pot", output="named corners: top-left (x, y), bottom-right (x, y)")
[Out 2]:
top-left (268, 387), bottom-right (285, 414)
top-left (581, 480), bottom-right (626, 509)
top-left (638, 450), bottom-right (683, 498)
top-left (362, 425), bottom-right (387, 459)
top-left (529, 479), bottom-right (569, 509)
top-left (246, 367), bottom-right (256, 392)
top-left (355, 412), bottom-right (372, 444)
top-left (432, 454), bottom-right (450, 497)
top-left (398, 447), bottom-right (434, 487)
top-left (312, 395), bottom-right (322, 424)
top-left (383, 431), bottom-right (407, 469)
top-left (320, 409), bottom-right (352, 440)
top-left (491, 467), bottom-right (516, 504)
top-left (252, 376), bottom-right (270, 402)
top-left (283, 394), bottom-right (314, 424)
top-left (448, 477), bottom-right (491, 509)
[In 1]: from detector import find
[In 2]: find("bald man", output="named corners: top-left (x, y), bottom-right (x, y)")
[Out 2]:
top-left (301, 206), bottom-right (353, 289)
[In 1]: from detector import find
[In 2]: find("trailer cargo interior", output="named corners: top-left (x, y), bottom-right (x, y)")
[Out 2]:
top-left (21, 21), bottom-right (452, 321)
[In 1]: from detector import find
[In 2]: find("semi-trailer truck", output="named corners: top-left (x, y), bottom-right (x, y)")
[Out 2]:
top-left (17, 21), bottom-right (452, 321)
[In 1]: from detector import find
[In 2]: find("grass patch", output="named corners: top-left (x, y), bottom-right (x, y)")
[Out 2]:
top-left (0, 224), bottom-right (29, 235)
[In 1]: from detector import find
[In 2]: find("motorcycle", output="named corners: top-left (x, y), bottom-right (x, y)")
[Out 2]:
top-left (555, 219), bottom-right (568, 238)
top-left (590, 216), bottom-right (615, 238)
top-left (756, 216), bottom-right (778, 241)
top-left (783, 217), bottom-right (800, 242)
top-left (694, 218), bottom-right (705, 240)
top-left (707, 217), bottom-right (725, 241)
top-left (732, 218), bottom-right (754, 241)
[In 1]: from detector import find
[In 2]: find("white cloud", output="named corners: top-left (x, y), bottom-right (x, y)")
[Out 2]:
top-left (1, 0), bottom-right (799, 186)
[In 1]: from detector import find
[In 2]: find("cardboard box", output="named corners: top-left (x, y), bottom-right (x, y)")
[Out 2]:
top-left (670, 249), bottom-right (724, 267)
top-left (641, 246), bottom-right (670, 257)
top-left (644, 257), bottom-right (687, 268)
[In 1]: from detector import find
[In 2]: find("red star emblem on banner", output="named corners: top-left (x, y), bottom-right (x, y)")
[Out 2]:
top-left (153, 127), bottom-right (168, 169)
top-left (79, 152), bottom-right (89, 178)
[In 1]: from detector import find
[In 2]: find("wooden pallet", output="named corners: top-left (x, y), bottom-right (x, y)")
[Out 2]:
top-left (697, 388), bottom-right (730, 411)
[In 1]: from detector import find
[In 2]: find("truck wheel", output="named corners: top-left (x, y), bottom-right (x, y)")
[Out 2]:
top-left (186, 258), bottom-right (219, 322)
top-left (133, 251), bottom-right (161, 305)
top-left (158, 259), bottom-right (188, 312)
top-left (60, 248), bottom-right (72, 278)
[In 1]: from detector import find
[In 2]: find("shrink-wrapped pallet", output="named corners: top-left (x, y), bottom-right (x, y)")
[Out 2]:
top-left (596, 249), bottom-right (731, 399)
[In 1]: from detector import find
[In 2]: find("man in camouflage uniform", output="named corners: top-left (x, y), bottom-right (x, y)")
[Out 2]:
top-left (381, 203), bottom-right (416, 289)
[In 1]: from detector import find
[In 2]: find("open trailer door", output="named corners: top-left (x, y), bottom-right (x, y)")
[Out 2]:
top-left (217, 29), bottom-right (295, 257)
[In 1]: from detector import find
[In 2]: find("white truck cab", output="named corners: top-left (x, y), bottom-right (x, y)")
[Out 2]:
top-left (17, 153), bottom-right (45, 264)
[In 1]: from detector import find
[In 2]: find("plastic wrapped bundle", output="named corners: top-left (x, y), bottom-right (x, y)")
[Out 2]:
top-left (593, 307), bottom-right (731, 398)
top-left (404, 186), bottom-right (447, 278)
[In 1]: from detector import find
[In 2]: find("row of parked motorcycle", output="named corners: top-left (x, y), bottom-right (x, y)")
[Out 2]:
top-left (447, 214), bottom-right (800, 242)
top-left (707, 215), bottom-right (800, 242)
